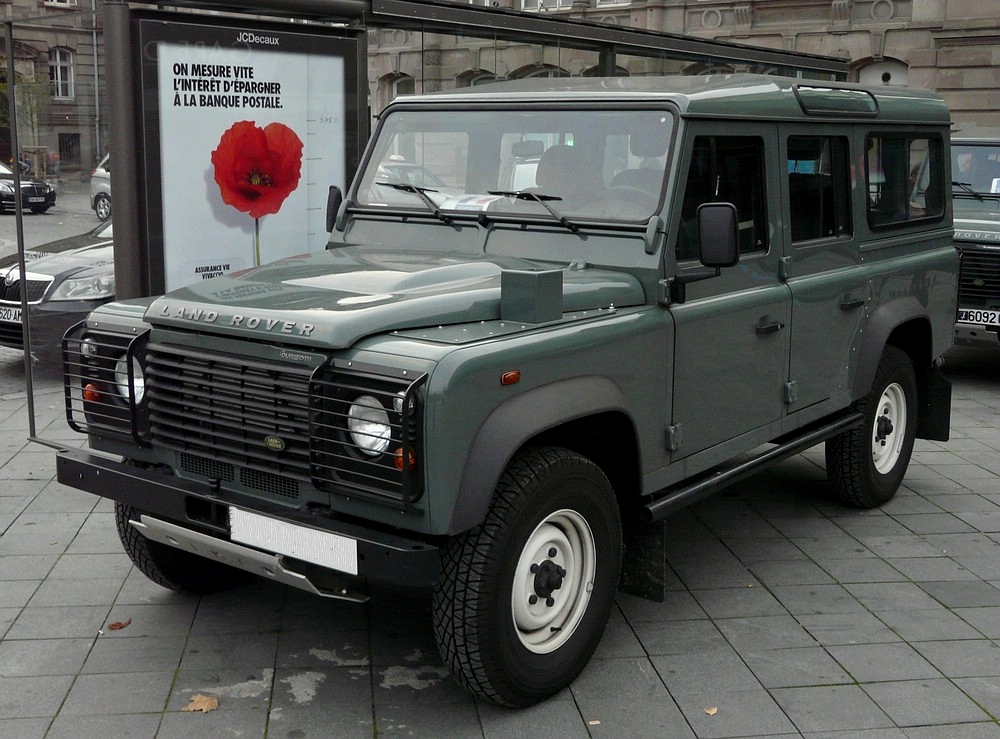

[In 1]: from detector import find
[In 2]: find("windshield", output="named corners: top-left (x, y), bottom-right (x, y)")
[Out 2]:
top-left (952, 143), bottom-right (1000, 194)
top-left (355, 107), bottom-right (674, 224)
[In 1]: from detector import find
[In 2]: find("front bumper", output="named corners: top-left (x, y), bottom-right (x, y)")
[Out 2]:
top-left (954, 321), bottom-right (1000, 349)
top-left (0, 301), bottom-right (96, 355)
top-left (56, 448), bottom-right (441, 592)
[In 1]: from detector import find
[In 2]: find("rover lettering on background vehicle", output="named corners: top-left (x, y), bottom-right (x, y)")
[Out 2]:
top-left (56, 75), bottom-right (957, 706)
top-left (950, 128), bottom-right (1000, 350)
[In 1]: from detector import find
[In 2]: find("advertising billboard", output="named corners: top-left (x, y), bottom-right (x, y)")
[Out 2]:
top-left (137, 16), bottom-right (362, 291)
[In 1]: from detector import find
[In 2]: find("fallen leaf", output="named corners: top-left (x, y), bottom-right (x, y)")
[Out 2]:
top-left (182, 694), bottom-right (220, 713)
top-left (704, 706), bottom-right (718, 716)
top-left (587, 720), bottom-right (601, 726)
top-left (107, 618), bottom-right (132, 631)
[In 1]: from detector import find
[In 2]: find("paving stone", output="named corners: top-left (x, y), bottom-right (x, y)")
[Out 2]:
top-left (861, 679), bottom-right (991, 727)
top-left (771, 684), bottom-right (894, 733)
top-left (740, 646), bottom-right (852, 689)
top-left (673, 688), bottom-right (798, 738)
top-left (826, 642), bottom-right (942, 682)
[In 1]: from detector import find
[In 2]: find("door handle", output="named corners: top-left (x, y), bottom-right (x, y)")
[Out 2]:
top-left (754, 320), bottom-right (785, 335)
top-left (840, 296), bottom-right (865, 311)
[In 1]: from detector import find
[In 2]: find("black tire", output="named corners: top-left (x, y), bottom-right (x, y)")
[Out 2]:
top-left (825, 345), bottom-right (917, 508)
top-left (114, 502), bottom-right (253, 595)
top-left (94, 193), bottom-right (111, 221)
top-left (432, 447), bottom-right (622, 707)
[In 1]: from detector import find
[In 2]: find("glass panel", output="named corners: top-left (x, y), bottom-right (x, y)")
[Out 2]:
top-left (0, 8), bottom-right (107, 444)
top-left (356, 107), bottom-right (672, 223)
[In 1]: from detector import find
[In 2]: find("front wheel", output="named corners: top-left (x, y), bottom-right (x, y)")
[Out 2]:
top-left (432, 447), bottom-right (622, 707)
top-left (825, 345), bottom-right (917, 508)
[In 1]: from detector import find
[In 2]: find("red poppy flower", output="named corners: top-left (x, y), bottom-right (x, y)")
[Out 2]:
top-left (211, 120), bottom-right (303, 220)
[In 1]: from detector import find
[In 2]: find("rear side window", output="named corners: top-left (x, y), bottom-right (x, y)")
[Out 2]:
top-left (677, 135), bottom-right (768, 261)
top-left (787, 136), bottom-right (852, 242)
top-left (866, 134), bottom-right (945, 228)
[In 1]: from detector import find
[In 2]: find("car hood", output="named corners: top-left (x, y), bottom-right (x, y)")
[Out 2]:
top-left (8, 240), bottom-right (115, 280)
top-left (0, 231), bottom-right (112, 271)
top-left (146, 247), bottom-right (646, 349)
top-left (954, 195), bottom-right (1000, 245)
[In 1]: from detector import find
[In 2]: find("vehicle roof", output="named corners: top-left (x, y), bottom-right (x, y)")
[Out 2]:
top-left (391, 74), bottom-right (950, 125)
top-left (952, 127), bottom-right (1000, 143)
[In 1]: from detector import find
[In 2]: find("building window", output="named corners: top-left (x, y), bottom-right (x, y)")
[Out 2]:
top-left (45, 0), bottom-right (78, 6)
top-left (522, 0), bottom-right (574, 9)
top-left (49, 48), bottom-right (74, 99)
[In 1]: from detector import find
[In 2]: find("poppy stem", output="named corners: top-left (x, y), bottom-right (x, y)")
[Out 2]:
top-left (254, 217), bottom-right (261, 267)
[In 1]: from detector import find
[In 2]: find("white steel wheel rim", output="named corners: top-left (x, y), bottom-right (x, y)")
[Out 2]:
top-left (511, 508), bottom-right (597, 654)
top-left (872, 381), bottom-right (907, 475)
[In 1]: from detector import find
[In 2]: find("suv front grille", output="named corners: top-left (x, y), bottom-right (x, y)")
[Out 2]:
top-left (145, 344), bottom-right (425, 508)
top-left (958, 250), bottom-right (1000, 308)
top-left (147, 344), bottom-right (313, 486)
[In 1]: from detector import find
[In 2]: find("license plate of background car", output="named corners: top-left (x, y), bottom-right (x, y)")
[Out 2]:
top-left (229, 507), bottom-right (359, 575)
top-left (0, 306), bottom-right (21, 324)
top-left (958, 308), bottom-right (1000, 327)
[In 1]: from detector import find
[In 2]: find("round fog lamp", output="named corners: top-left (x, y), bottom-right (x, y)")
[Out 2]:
top-left (114, 355), bottom-right (145, 404)
top-left (348, 395), bottom-right (391, 456)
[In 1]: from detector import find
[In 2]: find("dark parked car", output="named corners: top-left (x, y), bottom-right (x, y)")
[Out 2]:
top-left (0, 222), bottom-right (114, 359)
top-left (0, 161), bottom-right (57, 214)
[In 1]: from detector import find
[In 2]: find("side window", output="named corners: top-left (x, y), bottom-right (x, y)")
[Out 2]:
top-left (866, 134), bottom-right (944, 228)
top-left (677, 135), bottom-right (767, 261)
top-left (787, 136), bottom-right (852, 242)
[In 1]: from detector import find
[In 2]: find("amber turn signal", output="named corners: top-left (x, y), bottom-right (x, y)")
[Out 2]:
top-left (394, 448), bottom-right (416, 471)
top-left (83, 383), bottom-right (102, 403)
top-left (501, 370), bottom-right (521, 386)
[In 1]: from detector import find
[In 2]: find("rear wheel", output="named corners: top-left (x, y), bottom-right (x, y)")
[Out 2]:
top-left (825, 346), bottom-right (917, 508)
top-left (432, 447), bottom-right (622, 706)
top-left (115, 502), bottom-right (252, 595)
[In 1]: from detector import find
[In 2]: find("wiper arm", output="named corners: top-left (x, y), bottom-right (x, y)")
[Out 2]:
top-left (489, 190), bottom-right (580, 235)
top-left (376, 181), bottom-right (453, 224)
top-left (953, 180), bottom-right (984, 200)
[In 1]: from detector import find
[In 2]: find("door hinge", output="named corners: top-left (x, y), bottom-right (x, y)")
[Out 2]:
top-left (666, 424), bottom-right (683, 451)
top-left (784, 380), bottom-right (798, 405)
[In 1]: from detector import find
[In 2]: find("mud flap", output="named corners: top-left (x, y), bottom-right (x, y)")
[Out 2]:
top-left (618, 517), bottom-right (667, 602)
top-left (916, 365), bottom-right (951, 442)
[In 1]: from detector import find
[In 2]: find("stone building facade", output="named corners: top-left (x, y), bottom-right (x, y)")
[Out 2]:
top-left (370, 0), bottom-right (1000, 130)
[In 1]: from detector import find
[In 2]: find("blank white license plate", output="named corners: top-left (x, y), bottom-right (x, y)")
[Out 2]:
top-left (229, 507), bottom-right (358, 575)
top-left (958, 308), bottom-right (1000, 327)
top-left (0, 305), bottom-right (21, 324)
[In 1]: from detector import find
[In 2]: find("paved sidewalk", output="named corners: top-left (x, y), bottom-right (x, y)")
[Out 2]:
top-left (4, 345), bottom-right (1000, 737)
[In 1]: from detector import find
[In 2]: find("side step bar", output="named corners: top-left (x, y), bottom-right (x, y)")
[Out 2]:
top-left (642, 411), bottom-right (864, 523)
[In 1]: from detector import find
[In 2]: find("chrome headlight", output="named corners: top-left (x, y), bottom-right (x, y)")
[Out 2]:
top-left (114, 354), bottom-right (145, 404)
top-left (347, 395), bottom-right (391, 456)
top-left (0, 182), bottom-right (13, 193)
top-left (49, 273), bottom-right (115, 301)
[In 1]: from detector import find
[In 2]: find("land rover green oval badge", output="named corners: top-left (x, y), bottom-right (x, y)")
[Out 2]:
top-left (264, 435), bottom-right (286, 452)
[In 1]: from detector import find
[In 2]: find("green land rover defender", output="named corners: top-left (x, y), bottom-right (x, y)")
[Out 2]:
top-left (57, 75), bottom-right (957, 706)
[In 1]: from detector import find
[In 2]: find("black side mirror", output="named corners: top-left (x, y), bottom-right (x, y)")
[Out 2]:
top-left (697, 202), bottom-right (739, 268)
top-left (326, 186), bottom-right (344, 233)
top-left (665, 202), bottom-right (741, 304)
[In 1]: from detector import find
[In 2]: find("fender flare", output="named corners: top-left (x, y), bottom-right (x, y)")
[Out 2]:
top-left (853, 296), bottom-right (930, 398)
top-left (446, 376), bottom-right (631, 535)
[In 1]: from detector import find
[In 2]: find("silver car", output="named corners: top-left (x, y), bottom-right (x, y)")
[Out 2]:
top-left (89, 154), bottom-right (111, 221)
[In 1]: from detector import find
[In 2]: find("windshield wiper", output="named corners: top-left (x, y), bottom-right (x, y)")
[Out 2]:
top-left (489, 190), bottom-right (580, 235)
top-left (376, 181), bottom-right (453, 224)
top-left (953, 180), bottom-right (985, 200)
